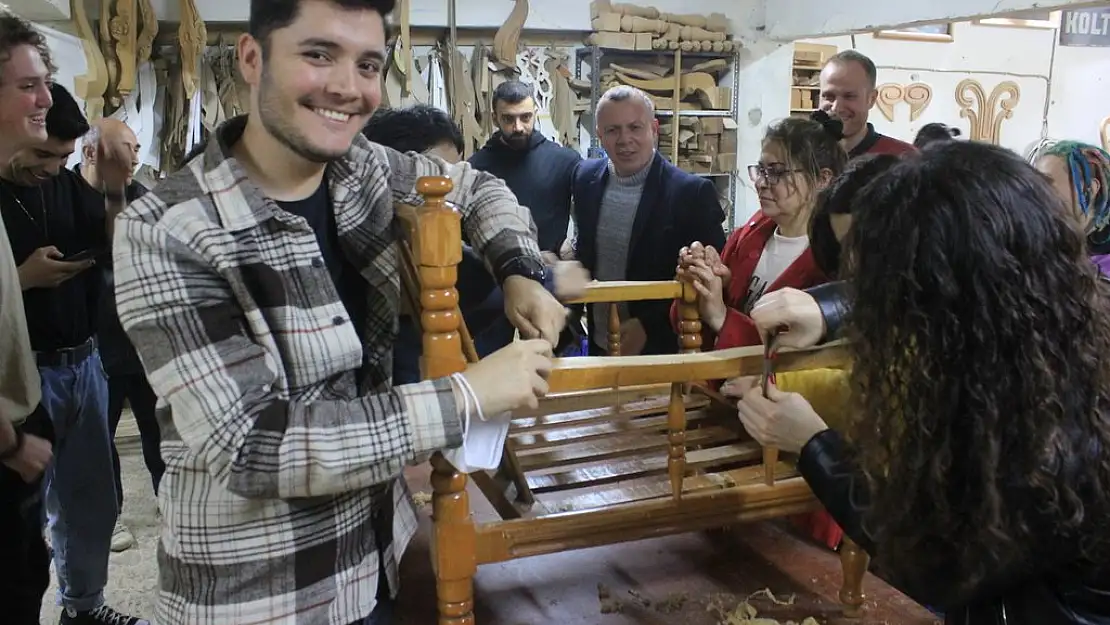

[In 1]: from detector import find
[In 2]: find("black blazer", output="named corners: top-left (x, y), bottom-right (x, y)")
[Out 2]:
top-left (573, 152), bottom-right (725, 355)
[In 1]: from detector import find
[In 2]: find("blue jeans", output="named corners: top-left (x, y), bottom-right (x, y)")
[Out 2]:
top-left (39, 349), bottom-right (116, 612)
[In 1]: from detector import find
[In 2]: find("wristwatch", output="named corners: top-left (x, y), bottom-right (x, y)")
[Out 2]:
top-left (0, 427), bottom-right (25, 462)
top-left (499, 256), bottom-right (548, 285)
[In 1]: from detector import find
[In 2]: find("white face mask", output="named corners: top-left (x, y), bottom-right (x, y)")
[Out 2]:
top-left (443, 413), bottom-right (510, 473)
top-left (442, 372), bottom-right (511, 472)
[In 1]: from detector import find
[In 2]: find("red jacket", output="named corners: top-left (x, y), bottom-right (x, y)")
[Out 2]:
top-left (670, 211), bottom-right (841, 550)
top-left (671, 211), bottom-right (828, 351)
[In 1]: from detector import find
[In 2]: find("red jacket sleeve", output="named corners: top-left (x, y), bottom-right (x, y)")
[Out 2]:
top-left (711, 307), bottom-right (761, 350)
top-left (709, 229), bottom-right (763, 350)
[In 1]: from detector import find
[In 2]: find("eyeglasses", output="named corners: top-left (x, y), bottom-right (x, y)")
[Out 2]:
top-left (748, 163), bottom-right (804, 186)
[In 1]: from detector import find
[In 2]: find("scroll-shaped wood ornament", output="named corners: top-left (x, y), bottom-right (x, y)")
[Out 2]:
top-left (956, 79), bottom-right (1020, 145)
top-left (492, 0), bottom-right (528, 65)
top-left (178, 0), bottom-right (207, 99)
top-left (72, 0), bottom-right (109, 121)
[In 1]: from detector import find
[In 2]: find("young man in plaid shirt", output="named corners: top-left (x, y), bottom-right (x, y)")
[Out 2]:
top-left (113, 1), bottom-right (573, 624)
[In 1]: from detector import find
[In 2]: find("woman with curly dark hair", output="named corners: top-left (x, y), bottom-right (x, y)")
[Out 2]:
top-left (736, 140), bottom-right (1110, 623)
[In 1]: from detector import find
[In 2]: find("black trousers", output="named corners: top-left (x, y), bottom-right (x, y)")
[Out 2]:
top-left (107, 372), bottom-right (165, 510)
top-left (0, 408), bottom-right (53, 624)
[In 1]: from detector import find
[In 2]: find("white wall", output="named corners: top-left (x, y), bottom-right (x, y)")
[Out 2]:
top-left (799, 19), bottom-right (1110, 150)
top-left (766, 0), bottom-right (1107, 39)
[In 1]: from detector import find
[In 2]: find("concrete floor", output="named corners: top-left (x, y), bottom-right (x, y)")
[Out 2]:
top-left (42, 441), bottom-right (939, 625)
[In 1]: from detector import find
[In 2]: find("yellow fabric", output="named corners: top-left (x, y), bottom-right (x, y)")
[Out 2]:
top-left (775, 367), bottom-right (852, 431)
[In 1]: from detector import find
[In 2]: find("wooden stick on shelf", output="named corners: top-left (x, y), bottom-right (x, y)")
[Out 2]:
top-left (670, 48), bottom-right (681, 164)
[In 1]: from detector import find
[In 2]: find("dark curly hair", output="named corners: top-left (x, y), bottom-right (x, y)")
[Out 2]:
top-left (0, 9), bottom-right (55, 81)
top-left (912, 122), bottom-right (961, 149)
top-left (844, 140), bottom-right (1110, 604)
top-left (809, 153), bottom-right (901, 277)
top-left (759, 110), bottom-right (849, 204)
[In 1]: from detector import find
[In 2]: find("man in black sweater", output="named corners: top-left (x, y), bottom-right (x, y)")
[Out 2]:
top-left (76, 118), bottom-right (163, 554)
top-left (468, 82), bottom-right (584, 354)
top-left (469, 81), bottom-right (581, 261)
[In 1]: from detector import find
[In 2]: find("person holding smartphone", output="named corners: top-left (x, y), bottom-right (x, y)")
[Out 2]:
top-left (1, 82), bottom-right (147, 625)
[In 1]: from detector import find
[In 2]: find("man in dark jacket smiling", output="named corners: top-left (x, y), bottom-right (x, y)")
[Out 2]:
top-left (573, 86), bottom-right (726, 356)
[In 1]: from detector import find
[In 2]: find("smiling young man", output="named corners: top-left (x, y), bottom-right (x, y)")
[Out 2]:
top-left (0, 11), bottom-right (58, 625)
top-left (818, 50), bottom-right (914, 158)
top-left (2, 82), bottom-right (144, 625)
top-left (112, 2), bottom-right (568, 624)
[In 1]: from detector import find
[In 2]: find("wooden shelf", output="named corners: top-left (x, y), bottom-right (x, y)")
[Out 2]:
top-left (576, 45), bottom-right (737, 60)
top-left (791, 42), bottom-right (837, 115)
top-left (655, 110), bottom-right (731, 117)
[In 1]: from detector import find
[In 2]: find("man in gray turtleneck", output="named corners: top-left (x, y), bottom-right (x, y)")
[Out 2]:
top-left (572, 86), bottom-right (726, 356)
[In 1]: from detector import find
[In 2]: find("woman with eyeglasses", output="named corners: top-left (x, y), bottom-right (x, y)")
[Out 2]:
top-left (672, 112), bottom-right (848, 549)
top-left (674, 112), bottom-right (848, 354)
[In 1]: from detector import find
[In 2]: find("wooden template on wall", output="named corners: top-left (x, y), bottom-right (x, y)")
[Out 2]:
top-left (874, 23), bottom-right (954, 43)
top-left (973, 11), bottom-right (1059, 29)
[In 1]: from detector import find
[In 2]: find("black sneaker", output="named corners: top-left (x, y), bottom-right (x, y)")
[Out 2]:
top-left (60, 605), bottom-right (151, 625)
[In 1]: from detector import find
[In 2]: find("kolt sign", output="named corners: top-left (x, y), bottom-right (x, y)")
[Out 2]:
top-left (1060, 8), bottom-right (1110, 47)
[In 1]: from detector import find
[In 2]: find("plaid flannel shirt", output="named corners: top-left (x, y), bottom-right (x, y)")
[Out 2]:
top-left (113, 116), bottom-right (542, 625)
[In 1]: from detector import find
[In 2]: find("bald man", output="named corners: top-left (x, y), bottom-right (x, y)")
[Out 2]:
top-left (75, 118), bottom-right (160, 555)
top-left (78, 118), bottom-right (141, 191)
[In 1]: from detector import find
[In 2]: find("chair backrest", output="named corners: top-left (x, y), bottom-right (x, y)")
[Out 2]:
top-left (405, 176), bottom-right (851, 493)
top-left (394, 198), bottom-right (480, 366)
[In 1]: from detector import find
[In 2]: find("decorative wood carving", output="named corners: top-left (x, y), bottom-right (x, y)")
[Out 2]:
top-left (178, 0), bottom-right (206, 99)
top-left (98, 0), bottom-right (120, 108)
top-left (955, 79), bottom-right (1020, 145)
top-left (135, 0), bottom-right (158, 65)
top-left (875, 82), bottom-right (933, 122)
top-left (492, 0), bottom-right (528, 64)
top-left (903, 82), bottom-right (932, 121)
top-left (71, 0), bottom-right (109, 121)
top-left (108, 0), bottom-right (138, 98)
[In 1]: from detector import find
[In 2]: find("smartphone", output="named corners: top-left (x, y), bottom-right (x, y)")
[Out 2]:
top-left (63, 248), bottom-right (103, 262)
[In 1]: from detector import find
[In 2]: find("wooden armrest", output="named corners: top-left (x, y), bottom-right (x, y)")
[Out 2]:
top-left (564, 280), bottom-right (685, 305)
top-left (546, 341), bottom-right (850, 393)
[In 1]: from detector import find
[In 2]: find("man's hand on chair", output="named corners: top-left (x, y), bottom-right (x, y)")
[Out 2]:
top-left (552, 261), bottom-right (591, 301)
top-left (503, 275), bottom-right (568, 346)
top-left (461, 339), bottom-right (554, 414)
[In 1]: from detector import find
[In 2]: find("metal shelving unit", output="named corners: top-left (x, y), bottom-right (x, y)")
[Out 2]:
top-left (574, 45), bottom-right (742, 229)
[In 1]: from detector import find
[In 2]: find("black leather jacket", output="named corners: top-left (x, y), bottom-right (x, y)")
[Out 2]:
top-left (799, 281), bottom-right (1110, 625)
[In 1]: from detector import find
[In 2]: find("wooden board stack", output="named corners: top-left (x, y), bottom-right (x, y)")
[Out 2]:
top-left (586, 0), bottom-right (737, 53)
top-left (659, 115), bottom-right (738, 174)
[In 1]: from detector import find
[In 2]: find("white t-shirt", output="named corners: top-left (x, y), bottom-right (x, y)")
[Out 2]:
top-left (740, 229), bottom-right (809, 314)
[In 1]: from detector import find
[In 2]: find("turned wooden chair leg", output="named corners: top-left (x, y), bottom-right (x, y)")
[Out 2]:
top-left (431, 452), bottom-right (476, 625)
top-left (839, 537), bottom-right (869, 617)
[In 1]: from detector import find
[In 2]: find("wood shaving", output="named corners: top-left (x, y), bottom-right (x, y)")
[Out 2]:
top-left (654, 593), bottom-right (689, 613)
top-left (627, 588), bottom-right (652, 608)
top-left (706, 589), bottom-right (817, 625)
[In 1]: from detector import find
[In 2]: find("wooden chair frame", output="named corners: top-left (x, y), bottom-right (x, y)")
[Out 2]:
top-left (403, 177), bottom-right (870, 624)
